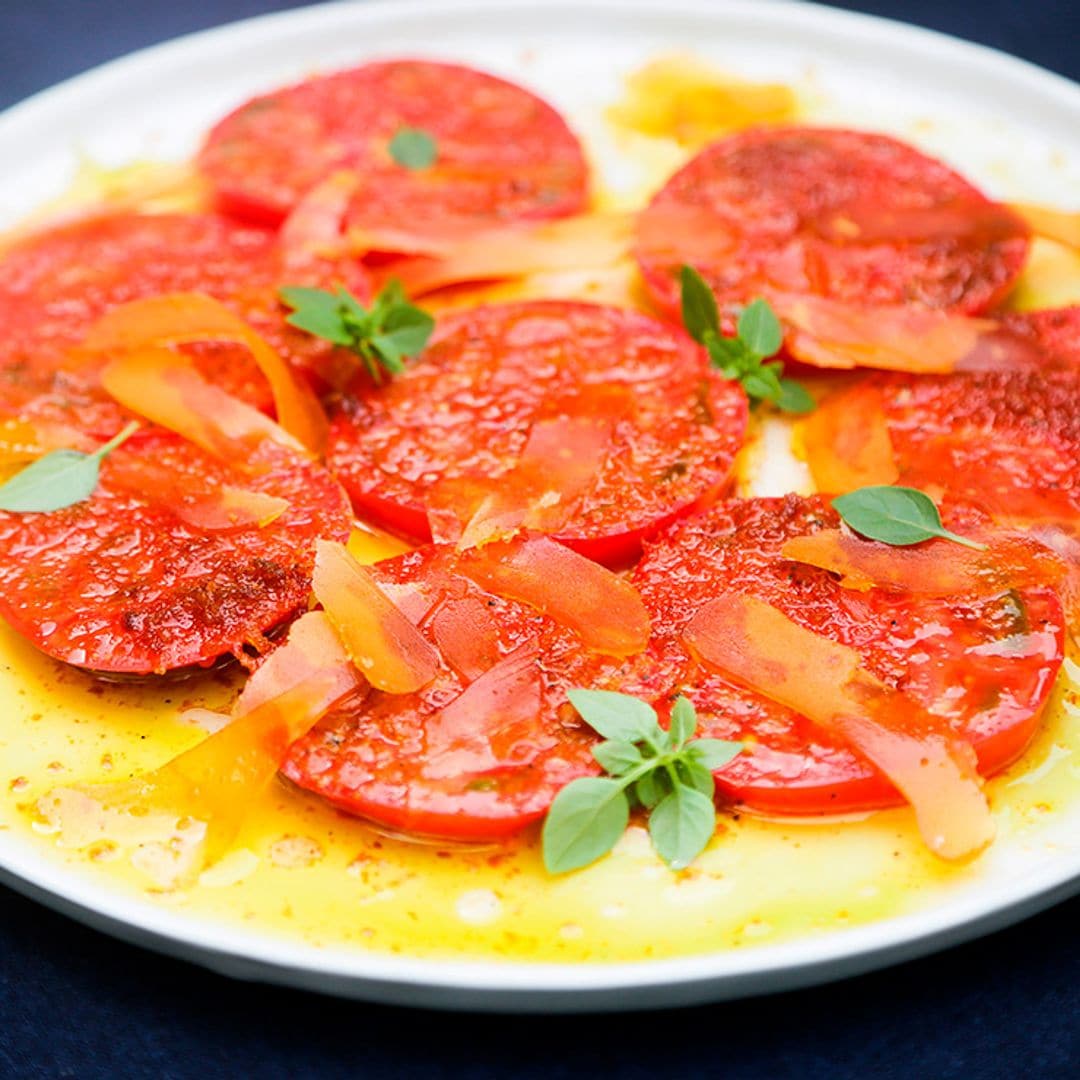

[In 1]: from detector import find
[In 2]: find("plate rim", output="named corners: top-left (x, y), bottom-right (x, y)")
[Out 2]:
top-left (2, 0), bottom-right (1079, 1011)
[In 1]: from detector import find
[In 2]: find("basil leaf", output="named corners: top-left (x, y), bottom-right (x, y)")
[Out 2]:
top-left (679, 264), bottom-right (720, 344)
top-left (741, 369), bottom-right (778, 402)
top-left (667, 696), bottom-right (697, 749)
top-left (542, 777), bottom-right (630, 874)
top-left (737, 297), bottom-right (784, 358)
top-left (635, 769), bottom-right (668, 810)
top-left (592, 740), bottom-right (643, 776)
top-left (676, 759), bottom-right (716, 798)
top-left (279, 281), bottom-right (434, 382)
top-left (376, 305), bottom-right (437, 357)
top-left (648, 784), bottom-right (717, 870)
top-left (0, 421), bottom-right (139, 514)
top-left (566, 689), bottom-right (660, 743)
top-left (776, 377), bottom-right (815, 414)
top-left (687, 737), bottom-right (743, 772)
top-left (388, 127), bottom-right (438, 170)
top-left (832, 485), bottom-right (987, 550)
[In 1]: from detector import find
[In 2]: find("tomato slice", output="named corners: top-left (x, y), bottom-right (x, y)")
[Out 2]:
top-left (0, 211), bottom-right (370, 432)
top-left (282, 544), bottom-right (660, 840)
top-left (632, 495), bottom-right (1065, 817)
top-left (635, 127), bottom-right (1030, 318)
top-left (0, 427), bottom-right (352, 675)
top-left (326, 301), bottom-right (748, 566)
top-left (804, 370), bottom-right (1080, 525)
top-left (197, 60), bottom-right (588, 236)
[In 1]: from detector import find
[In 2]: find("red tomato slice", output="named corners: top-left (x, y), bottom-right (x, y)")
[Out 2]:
top-left (0, 211), bottom-right (370, 432)
top-left (326, 301), bottom-right (748, 566)
top-left (197, 60), bottom-right (588, 238)
top-left (0, 427), bottom-right (352, 675)
top-left (282, 544), bottom-right (661, 840)
top-left (635, 127), bottom-right (1030, 318)
top-left (631, 495), bottom-right (1065, 817)
top-left (805, 370), bottom-right (1080, 525)
top-left (998, 307), bottom-right (1080, 371)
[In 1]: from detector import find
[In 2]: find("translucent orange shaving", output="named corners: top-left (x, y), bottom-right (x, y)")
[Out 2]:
top-left (457, 535), bottom-right (651, 658)
top-left (799, 382), bottom-right (899, 493)
top-left (82, 293), bottom-right (328, 453)
top-left (279, 170), bottom-right (358, 270)
top-left (420, 642), bottom-right (543, 781)
top-left (312, 539), bottom-right (440, 694)
top-left (776, 294), bottom-right (997, 374)
top-left (379, 214), bottom-right (634, 296)
top-left (781, 528), bottom-right (1069, 597)
top-left (683, 594), bottom-right (995, 860)
top-left (100, 345), bottom-right (305, 460)
top-left (40, 612), bottom-right (363, 872)
top-left (1010, 203), bottom-right (1080, 252)
top-left (453, 414), bottom-right (613, 549)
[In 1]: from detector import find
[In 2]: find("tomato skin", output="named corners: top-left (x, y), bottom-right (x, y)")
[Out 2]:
top-left (198, 60), bottom-right (588, 235)
top-left (0, 428), bottom-right (352, 676)
top-left (327, 301), bottom-right (748, 566)
top-left (633, 495), bottom-right (1066, 816)
top-left (635, 127), bottom-right (1030, 319)
top-left (282, 544), bottom-right (665, 840)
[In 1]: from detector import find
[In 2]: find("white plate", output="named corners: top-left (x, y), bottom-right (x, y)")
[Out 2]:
top-left (2, 0), bottom-right (1080, 1012)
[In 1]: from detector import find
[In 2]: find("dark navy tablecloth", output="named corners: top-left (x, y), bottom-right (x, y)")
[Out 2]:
top-left (2, 3), bottom-right (1079, 1077)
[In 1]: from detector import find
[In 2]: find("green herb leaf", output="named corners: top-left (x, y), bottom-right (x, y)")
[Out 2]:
top-left (279, 279), bottom-right (434, 383)
top-left (635, 770), bottom-right (668, 810)
top-left (737, 297), bottom-right (784, 358)
top-left (0, 420), bottom-right (140, 513)
top-left (678, 266), bottom-right (812, 414)
top-left (679, 264), bottom-right (720, 344)
top-left (648, 784), bottom-right (718, 870)
top-left (388, 127), bottom-right (438, 170)
top-left (543, 691), bottom-right (743, 875)
top-left (592, 740), bottom-right (644, 776)
top-left (687, 737), bottom-right (743, 772)
top-left (566, 689), bottom-right (661, 744)
top-left (542, 777), bottom-right (630, 874)
top-left (831, 485), bottom-right (987, 550)
top-left (776, 377), bottom-right (816, 414)
top-left (668, 695), bottom-right (696, 749)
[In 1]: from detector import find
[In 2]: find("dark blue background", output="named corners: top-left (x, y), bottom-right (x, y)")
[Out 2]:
top-left (2, 3), bottom-right (1078, 1077)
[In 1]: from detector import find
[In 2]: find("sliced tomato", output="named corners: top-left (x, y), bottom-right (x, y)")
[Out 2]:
top-left (0, 211), bottom-right (370, 429)
top-left (635, 127), bottom-right (1030, 318)
top-left (998, 307), bottom-right (1080, 371)
top-left (0, 427), bottom-right (352, 675)
top-left (326, 301), bottom-right (748, 566)
top-left (197, 60), bottom-right (588, 239)
top-left (631, 495), bottom-right (1065, 816)
top-left (282, 544), bottom-right (661, 840)
top-left (805, 369), bottom-right (1080, 524)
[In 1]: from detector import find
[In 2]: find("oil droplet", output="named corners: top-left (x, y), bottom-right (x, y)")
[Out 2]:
top-left (456, 889), bottom-right (502, 926)
top-left (269, 835), bottom-right (324, 869)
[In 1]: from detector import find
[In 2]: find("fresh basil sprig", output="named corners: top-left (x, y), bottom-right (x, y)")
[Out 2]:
top-left (832, 485), bottom-right (987, 550)
top-left (279, 280), bottom-right (434, 384)
top-left (680, 265), bottom-right (813, 413)
top-left (388, 127), bottom-right (438, 170)
top-left (0, 420), bottom-right (140, 514)
top-left (542, 690), bottom-right (742, 875)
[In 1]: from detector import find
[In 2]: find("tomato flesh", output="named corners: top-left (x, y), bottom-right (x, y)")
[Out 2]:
top-left (326, 301), bottom-right (748, 566)
top-left (631, 495), bottom-right (1065, 816)
top-left (635, 127), bottom-right (1030, 318)
top-left (282, 544), bottom-right (666, 840)
top-left (0, 427), bottom-right (352, 675)
top-left (197, 60), bottom-right (588, 235)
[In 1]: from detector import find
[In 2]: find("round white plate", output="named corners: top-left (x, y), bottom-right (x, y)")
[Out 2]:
top-left (2, 0), bottom-right (1080, 1012)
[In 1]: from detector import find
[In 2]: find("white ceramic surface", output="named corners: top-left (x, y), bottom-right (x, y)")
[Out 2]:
top-left (2, 0), bottom-right (1080, 1012)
